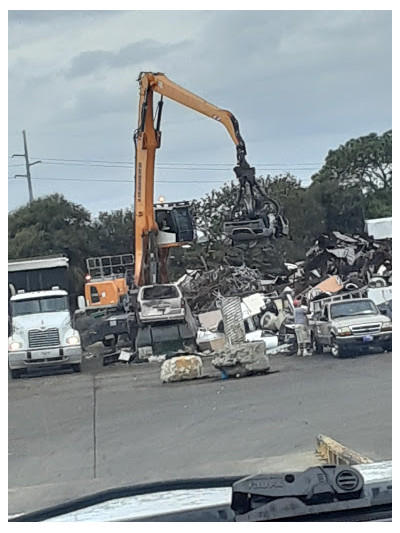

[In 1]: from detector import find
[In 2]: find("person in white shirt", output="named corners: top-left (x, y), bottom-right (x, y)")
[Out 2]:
top-left (293, 299), bottom-right (312, 356)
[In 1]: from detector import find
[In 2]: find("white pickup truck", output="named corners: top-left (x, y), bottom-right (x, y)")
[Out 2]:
top-left (310, 297), bottom-right (392, 358)
top-left (8, 288), bottom-right (82, 378)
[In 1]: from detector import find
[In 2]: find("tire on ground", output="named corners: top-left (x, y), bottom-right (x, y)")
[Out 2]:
top-left (381, 341), bottom-right (392, 352)
top-left (331, 336), bottom-right (345, 358)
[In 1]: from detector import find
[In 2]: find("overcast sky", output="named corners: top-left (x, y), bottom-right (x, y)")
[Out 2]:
top-left (8, 8), bottom-right (392, 217)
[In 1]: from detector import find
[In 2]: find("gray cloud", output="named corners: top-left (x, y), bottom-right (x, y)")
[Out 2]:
top-left (8, 10), bottom-right (120, 24)
top-left (65, 39), bottom-right (190, 79)
top-left (8, 10), bottom-right (392, 215)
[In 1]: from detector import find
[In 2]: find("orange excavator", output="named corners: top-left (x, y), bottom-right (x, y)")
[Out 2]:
top-left (130, 72), bottom-right (288, 360)
top-left (78, 72), bottom-right (288, 359)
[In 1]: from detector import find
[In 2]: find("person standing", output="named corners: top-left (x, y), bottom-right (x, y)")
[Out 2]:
top-left (293, 299), bottom-right (312, 356)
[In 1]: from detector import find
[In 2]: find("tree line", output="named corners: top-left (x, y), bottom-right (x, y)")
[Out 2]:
top-left (9, 130), bottom-right (391, 293)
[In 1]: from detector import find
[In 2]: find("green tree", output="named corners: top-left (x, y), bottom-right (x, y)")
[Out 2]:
top-left (91, 208), bottom-right (134, 256)
top-left (310, 130), bottom-right (392, 225)
top-left (312, 130), bottom-right (392, 192)
top-left (8, 194), bottom-right (94, 294)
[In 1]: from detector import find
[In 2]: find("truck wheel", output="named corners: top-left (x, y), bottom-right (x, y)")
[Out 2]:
top-left (311, 334), bottom-right (323, 354)
top-left (331, 337), bottom-right (344, 358)
top-left (9, 368), bottom-right (21, 379)
top-left (381, 341), bottom-right (392, 352)
top-left (72, 363), bottom-right (82, 373)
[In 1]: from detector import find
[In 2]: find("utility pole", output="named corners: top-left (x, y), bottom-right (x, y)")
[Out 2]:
top-left (12, 130), bottom-right (41, 205)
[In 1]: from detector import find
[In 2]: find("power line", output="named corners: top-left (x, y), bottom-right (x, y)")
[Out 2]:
top-left (9, 176), bottom-right (313, 184)
top-left (8, 160), bottom-right (319, 172)
top-left (36, 157), bottom-right (321, 165)
top-left (8, 177), bottom-right (233, 184)
top-left (8, 155), bottom-right (321, 167)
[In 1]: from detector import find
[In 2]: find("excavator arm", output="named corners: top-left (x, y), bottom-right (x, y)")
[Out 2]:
top-left (134, 72), bottom-right (287, 286)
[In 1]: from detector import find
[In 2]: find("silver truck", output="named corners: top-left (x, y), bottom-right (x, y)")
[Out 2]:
top-left (8, 287), bottom-right (82, 378)
top-left (310, 297), bottom-right (392, 357)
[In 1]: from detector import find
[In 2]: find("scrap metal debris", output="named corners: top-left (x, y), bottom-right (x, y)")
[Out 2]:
top-left (179, 265), bottom-right (267, 313)
top-left (178, 230), bottom-right (392, 314)
top-left (302, 231), bottom-right (392, 293)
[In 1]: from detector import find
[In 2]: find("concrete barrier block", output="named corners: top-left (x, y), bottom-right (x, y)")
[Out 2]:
top-left (211, 341), bottom-right (270, 378)
top-left (160, 355), bottom-right (203, 383)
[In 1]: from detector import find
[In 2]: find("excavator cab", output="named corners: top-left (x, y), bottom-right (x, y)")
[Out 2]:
top-left (154, 200), bottom-right (196, 247)
top-left (84, 254), bottom-right (134, 308)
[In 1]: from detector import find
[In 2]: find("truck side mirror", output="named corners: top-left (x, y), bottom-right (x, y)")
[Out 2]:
top-left (77, 295), bottom-right (86, 310)
top-left (381, 308), bottom-right (388, 316)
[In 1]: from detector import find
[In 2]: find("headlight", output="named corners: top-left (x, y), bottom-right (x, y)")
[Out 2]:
top-left (337, 327), bottom-right (351, 336)
top-left (381, 322), bottom-right (392, 331)
top-left (9, 341), bottom-right (22, 351)
top-left (66, 335), bottom-right (80, 345)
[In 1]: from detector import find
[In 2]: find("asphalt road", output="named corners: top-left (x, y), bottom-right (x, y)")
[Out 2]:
top-left (8, 347), bottom-right (392, 517)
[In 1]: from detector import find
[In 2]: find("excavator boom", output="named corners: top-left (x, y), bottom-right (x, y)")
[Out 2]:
top-left (141, 72), bottom-right (247, 161)
top-left (134, 71), bottom-right (288, 287)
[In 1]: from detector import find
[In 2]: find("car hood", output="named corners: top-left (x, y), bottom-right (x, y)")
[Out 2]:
top-left (332, 314), bottom-right (390, 328)
top-left (22, 461), bottom-right (388, 522)
top-left (11, 312), bottom-right (71, 334)
top-left (46, 487), bottom-right (233, 522)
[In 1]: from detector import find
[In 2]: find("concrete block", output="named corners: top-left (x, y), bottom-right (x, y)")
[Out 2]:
top-left (197, 336), bottom-right (227, 353)
top-left (160, 355), bottom-right (203, 383)
top-left (211, 341), bottom-right (270, 378)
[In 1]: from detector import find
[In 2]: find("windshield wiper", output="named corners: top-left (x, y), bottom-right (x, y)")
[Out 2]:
top-left (9, 466), bottom-right (392, 522)
top-left (231, 465), bottom-right (392, 522)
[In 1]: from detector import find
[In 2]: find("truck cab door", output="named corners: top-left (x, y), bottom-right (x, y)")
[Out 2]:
top-left (318, 305), bottom-right (331, 343)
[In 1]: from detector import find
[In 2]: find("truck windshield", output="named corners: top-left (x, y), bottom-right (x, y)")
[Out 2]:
top-left (11, 296), bottom-right (69, 316)
top-left (330, 300), bottom-right (378, 319)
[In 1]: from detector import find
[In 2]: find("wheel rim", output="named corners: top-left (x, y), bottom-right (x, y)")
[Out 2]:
top-left (331, 343), bottom-right (339, 357)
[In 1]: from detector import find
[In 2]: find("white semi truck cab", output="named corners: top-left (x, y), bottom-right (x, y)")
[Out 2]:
top-left (8, 287), bottom-right (82, 379)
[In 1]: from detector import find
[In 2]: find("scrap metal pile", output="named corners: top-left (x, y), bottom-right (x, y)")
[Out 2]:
top-left (178, 230), bottom-right (392, 313)
top-left (179, 265), bottom-right (267, 313)
top-left (300, 231), bottom-right (392, 294)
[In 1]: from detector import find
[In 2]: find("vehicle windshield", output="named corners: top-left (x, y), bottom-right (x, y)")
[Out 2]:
top-left (142, 286), bottom-right (179, 300)
top-left (330, 300), bottom-right (378, 319)
top-left (11, 296), bottom-right (69, 316)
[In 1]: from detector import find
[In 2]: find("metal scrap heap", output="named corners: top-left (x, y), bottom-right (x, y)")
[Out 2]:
top-left (179, 265), bottom-right (266, 313)
top-left (302, 231), bottom-right (392, 292)
top-left (178, 229), bottom-right (392, 313)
